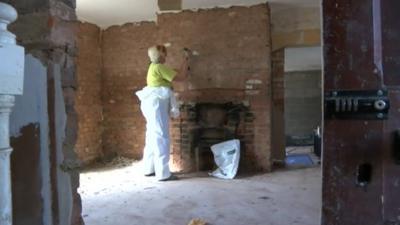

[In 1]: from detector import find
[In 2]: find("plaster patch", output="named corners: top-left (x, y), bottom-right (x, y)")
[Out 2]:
top-left (246, 79), bottom-right (263, 85)
top-left (9, 54), bottom-right (52, 225)
top-left (245, 90), bottom-right (261, 95)
top-left (10, 54), bottom-right (47, 138)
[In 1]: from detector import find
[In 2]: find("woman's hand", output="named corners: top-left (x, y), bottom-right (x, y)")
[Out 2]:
top-left (174, 55), bottom-right (190, 82)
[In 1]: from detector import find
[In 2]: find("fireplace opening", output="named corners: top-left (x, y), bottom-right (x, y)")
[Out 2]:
top-left (190, 103), bottom-right (244, 171)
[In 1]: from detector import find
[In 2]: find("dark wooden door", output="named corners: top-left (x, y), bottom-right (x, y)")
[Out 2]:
top-left (323, 0), bottom-right (400, 224)
top-left (381, 1), bottom-right (400, 224)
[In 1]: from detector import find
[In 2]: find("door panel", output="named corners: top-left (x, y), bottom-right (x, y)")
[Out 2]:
top-left (382, 1), bottom-right (400, 86)
top-left (322, 0), bottom-right (390, 224)
top-left (383, 91), bottom-right (400, 224)
top-left (381, 1), bottom-right (400, 223)
top-left (323, 0), bottom-right (400, 224)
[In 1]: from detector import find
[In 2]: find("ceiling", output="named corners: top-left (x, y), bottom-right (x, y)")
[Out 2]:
top-left (76, 0), bottom-right (319, 28)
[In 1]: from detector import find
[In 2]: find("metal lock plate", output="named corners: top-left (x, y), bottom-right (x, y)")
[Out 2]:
top-left (325, 90), bottom-right (390, 120)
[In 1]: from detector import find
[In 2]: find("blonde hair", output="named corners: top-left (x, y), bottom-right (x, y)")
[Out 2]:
top-left (148, 45), bottom-right (167, 63)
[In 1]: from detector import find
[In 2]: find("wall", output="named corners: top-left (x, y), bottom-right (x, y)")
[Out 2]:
top-left (271, 49), bottom-right (285, 164)
top-left (284, 70), bottom-right (321, 145)
top-left (75, 22), bottom-right (103, 164)
top-left (283, 46), bottom-right (322, 145)
top-left (6, 0), bottom-right (83, 224)
top-left (10, 55), bottom-right (49, 225)
top-left (270, 4), bottom-right (321, 50)
top-left (101, 4), bottom-right (272, 172)
top-left (268, 4), bottom-right (321, 162)
top-left (160, 5), bottom-right (272, 172)
top-left (101, 21), bottom-right (157, 159)
top-left (75, 3), bottom-right (322, 168)
top-left (284, 46), bottom-right (322, 72)
top-left (75, 2), bottom-right (322, 170)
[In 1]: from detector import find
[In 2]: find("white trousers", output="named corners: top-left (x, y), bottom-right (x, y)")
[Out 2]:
top-left (137, 87), bottom-right (175, 180)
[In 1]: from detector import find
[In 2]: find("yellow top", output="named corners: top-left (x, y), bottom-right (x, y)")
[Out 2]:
top-left (146, 63), bottom-right (177, 87)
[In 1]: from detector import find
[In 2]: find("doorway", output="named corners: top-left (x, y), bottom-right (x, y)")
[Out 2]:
top-left (284, 46), bottom-right (322, 168)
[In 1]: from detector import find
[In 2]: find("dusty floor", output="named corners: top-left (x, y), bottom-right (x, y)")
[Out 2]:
top-left (80, 162), bottom-right (321, 225)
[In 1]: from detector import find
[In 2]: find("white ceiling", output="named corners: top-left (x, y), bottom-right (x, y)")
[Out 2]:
top-left (76, 0), bottom-right (319, 28)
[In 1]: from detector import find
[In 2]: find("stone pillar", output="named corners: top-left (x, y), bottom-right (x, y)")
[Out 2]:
top-left (0, 2), bottom-right (25, 225)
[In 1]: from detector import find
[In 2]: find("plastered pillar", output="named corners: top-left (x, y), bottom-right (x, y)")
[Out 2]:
top-left (0, 2), bottom-right (25, 225)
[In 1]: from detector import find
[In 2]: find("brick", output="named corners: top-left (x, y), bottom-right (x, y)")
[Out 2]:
top-left (75, 22), bottom-right (103, 164)
top-left (76, 4), bottom-right (273, 172)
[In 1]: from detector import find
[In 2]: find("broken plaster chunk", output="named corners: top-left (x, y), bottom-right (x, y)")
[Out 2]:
top-left (245, 90), bottom-right (260, 96)
top-left (228, 11), bottom-right (237, 17)
top-left (246, 79), bottom-right (263, 85)
top-left (246, 85), bottom-right (253, 90)
top-left (188, 219), bottom-right (207, 225)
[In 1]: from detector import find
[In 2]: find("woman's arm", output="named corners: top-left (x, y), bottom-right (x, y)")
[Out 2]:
top-left (173, 56), bottom-right (190, 82)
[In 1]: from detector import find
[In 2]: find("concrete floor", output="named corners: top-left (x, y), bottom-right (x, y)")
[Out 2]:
top-left (79, 162), bottom-right (321, 225)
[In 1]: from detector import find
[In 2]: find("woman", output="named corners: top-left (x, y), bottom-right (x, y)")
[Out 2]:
top-left (136, 45), bottom-right (189, 181)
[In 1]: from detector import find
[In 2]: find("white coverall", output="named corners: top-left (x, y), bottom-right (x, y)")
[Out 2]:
top-left (136, 86), bottom-right (179, 180)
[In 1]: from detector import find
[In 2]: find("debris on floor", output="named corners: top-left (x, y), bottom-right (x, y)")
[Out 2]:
top-left (188, 218), bottom-right (207, 225)
top-left (80, 155), bottom-right (138, 172)
top-left (80, 162), bottom-right (322, 225)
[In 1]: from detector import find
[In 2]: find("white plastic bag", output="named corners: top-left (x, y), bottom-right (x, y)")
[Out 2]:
top-left (210, 139), bottom-right (240, 179)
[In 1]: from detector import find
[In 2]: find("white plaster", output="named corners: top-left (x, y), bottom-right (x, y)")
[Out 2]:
top-left (0, 96), bottom-right (14, 225)
top-left (9, 54), bottom-right (52, 225)
top-left (242, 100), bottom-right (250, 107)
top-left (76, 0), bottom-right (158, 28)
top-left (246, 85), bottom-right (254, 90)
top-left (76, 0), bottom-right (319, 28)
top-left (0, 2), bottom-right (17, 44)
top-left (0, 45), bottom-right (24, 95)
top-left (246, 79), bottom-right (263, 85)
top-left (52, 63), bottom-right (73, 225)
top-left (182, 0), bottom-right (267, 10)
top-left (245, 90), bottom-right (260, 95)
top-left (0, 3), bottom-right (24, 95)
top-left (10, 55), bottom-right (47, 137)
top-left (284, 46), bottom-right (322, 72)
top-left (0, 3), bottom-right (24, 225)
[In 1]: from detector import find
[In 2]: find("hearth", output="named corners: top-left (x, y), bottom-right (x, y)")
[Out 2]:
top-left (191, 103), bottom-right (243, 171)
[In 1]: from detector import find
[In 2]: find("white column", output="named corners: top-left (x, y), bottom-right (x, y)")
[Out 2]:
top-left (0, 95), bottom-right (14, 225)
top-left (0, 3), bottom-right (25, 225)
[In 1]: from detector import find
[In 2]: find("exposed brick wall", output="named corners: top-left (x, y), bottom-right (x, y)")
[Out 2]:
top-left (101, 22), bottom-right (158, 159)
top-left (75, 22), bottom-right (103, 164)
top-left (159, 6), bottom-right (272, 172)
top-left (8, 0), bottom-right (84, 224)
top-left (101, 4), bottom-right (272, 172)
